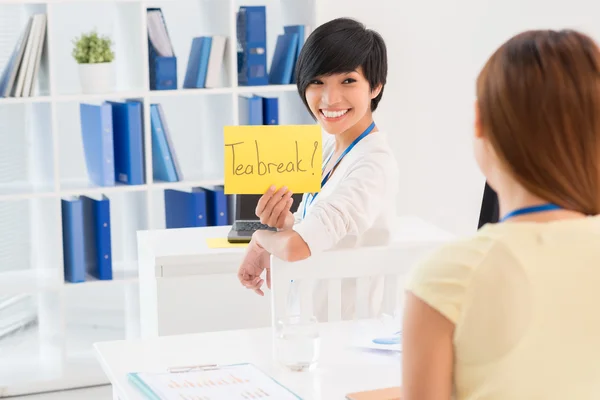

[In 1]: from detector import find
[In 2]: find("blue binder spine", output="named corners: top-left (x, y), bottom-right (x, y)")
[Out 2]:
top-left (79, 102), bottom-right (115, 187)
top-left (283, 25), bottom-right (306, 83)
top-left (107, 100), bottom-right (145, 185)
top-left (150, 104), bottom-right (179, 182)
top-left (239, 95), bottom-right (263, 125)
top-left (261, 96), bottom-right (279, 125)
top-left (203, 185), bottom-right (228, 226)
top-left (237, 6), bottom-right (268, 86)
top-left (81, 195), bottom-right (113, 280)
top-left (147, 8), bottom-right (177, 90)
top-left (268, 33), bottom-right (299, 85)
top-left (183, 37), bottom-right (212, 89)
top-left (164, 188), bottom-right (208, 229)
top-left (61, 197), bottom-right (86, 283)
top-left (156, 104), bottom-right (183, 180)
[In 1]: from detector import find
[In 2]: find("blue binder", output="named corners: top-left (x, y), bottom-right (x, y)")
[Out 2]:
top-left (203, 185), bottom-right (228, 226)
top-left (164, 188), bottom-right (208, 229)
top-left (239, 95), bottom-right (263, 125)
top-left (237, 6), bottom-right (268, 86)
top-left (269, 33), bottom-right (298, 85)
top-left (79, 102), bottom-right (115, 187)
top-left (150, 104), bottom-right (179, 182)
top-left (260, 96), bottom-right (279, 125)
top-left (61, 197), bottom-right (86, 283)
top-left (81, 195), bottom-right (113, 280)
top-left (147, 8), bottom-right (177, 90)
top-left (106, 100), bottom-right (145, 185)
top-left (283, 25), bottom-right (306, 84)
top-left (183, 37), bottom-right (212, 89)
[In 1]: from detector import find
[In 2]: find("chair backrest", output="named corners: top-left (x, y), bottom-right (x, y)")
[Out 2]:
top-left (269, 242), bottom-right (438, 325)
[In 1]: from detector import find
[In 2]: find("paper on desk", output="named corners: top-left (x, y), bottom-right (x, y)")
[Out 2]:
top-left (206, 238), bottom-right (248, 249)
top-left (129, 363), bottom-right (300, 400)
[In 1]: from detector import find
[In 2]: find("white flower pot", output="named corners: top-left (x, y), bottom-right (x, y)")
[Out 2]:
top-left (78, 62), bottom-right (115, 94)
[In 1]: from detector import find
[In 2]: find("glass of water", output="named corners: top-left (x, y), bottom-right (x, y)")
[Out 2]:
top-left (275, 315), bottom-right (320, 371)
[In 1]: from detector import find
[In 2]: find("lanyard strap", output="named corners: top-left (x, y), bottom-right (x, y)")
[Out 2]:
top-left (500, 203), bottom-right (562, 222)
top-left (302, 121), bottom-right (376, 218)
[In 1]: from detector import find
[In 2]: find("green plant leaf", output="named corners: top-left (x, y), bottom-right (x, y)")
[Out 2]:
top-left (71, 30), bottom-right (115, 64)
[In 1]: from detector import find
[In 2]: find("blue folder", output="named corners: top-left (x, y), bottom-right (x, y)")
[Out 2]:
top-left (150, 104), bottom-right (179, 182)
top-left (79, 103), bottom-right (115, 187)
top-left (106, 100), bottom-right (145, 185)
top-left (81, 195), bottom-right (113, 280)
top-left (237, 6), bottom-right (268, 86)
top-left (202, 185), bottom-right (228, 226)
top-left (283, 25), bottom-right (306, 84)
top-left (183, 37), bottom-right (212, 89)
top-left (164, 188), bottom-right (208, 229)
top-left (147, 8), bottom-right (177, 90)
top-left (239, 95), bottom-right (263, 125)
top-left (61, 197), bottom-right (86, 283)
top-left (260, 96), bottom-right (279, 125)
top-left (269, 33), bottom-right (298, 85)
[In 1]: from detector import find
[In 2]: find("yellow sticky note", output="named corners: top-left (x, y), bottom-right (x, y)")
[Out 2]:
top-left (206, 238), bottom-right (248, 248)
top-left (223, 125), bottom-right (322, 194)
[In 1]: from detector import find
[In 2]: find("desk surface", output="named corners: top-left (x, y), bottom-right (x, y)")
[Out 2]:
top-left (95, 320), bottom-right (401, 400)
top-left (140, 215), bottom-right (454, 263)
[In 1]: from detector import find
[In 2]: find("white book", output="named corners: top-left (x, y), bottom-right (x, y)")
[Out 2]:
top-left (147, 11), bottom-right (173, 57)
top-left (24, 14), bottom-right (46, 97)
top-left (14, 14), bottom-right (42, 98)
top-left (205, 35), bottom-right (227, 88)
top-left (2, 16), bottom-right (33, 97)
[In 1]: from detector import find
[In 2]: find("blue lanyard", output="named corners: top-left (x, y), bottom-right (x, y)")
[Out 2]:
top-left (500, 203), bottom-right (562, 222)
top-left (302, 122), bottom-right (376, 218)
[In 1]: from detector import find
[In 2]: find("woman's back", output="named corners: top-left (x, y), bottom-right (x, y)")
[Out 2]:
top-left (408, 216), bottom-right (600, 399)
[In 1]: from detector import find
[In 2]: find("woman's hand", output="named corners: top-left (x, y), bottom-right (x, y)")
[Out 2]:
top-left (237, 238), bottom-right (271, 296)
top-left (255, 185), bottom-right (295, 230)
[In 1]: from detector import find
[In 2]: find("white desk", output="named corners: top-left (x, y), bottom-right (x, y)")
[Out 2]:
top-left (137, 225), bottom-right (267, 338)
top-left (95, 319), bottom-right (401, 400)
top-left (137, 216), bottom-right (454, 338)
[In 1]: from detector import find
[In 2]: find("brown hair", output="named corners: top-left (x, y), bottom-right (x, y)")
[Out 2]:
top-left (476, 29), bottom-right (600, 215)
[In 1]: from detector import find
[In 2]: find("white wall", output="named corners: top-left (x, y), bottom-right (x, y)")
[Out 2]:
top-left (316, 0), bottom-right (600, 236)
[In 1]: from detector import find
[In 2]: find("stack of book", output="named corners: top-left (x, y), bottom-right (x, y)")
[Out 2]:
top-left (0, 13), bottom-right (47, 98)
top-left (79, 101), bottom-right (146, 187)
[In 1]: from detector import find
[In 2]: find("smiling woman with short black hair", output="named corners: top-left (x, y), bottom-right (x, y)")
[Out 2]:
top-left (237, 17), bottom-right (400, 320)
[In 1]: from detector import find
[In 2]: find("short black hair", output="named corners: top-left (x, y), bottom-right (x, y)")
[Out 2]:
top-left (295, 17), bottom-right (388, 116)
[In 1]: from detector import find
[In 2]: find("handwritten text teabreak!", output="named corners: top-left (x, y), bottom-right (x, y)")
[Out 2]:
top-left (226, 140), bottom-right (319, 176)
top-left (223, 125), bottom-right (322, 195)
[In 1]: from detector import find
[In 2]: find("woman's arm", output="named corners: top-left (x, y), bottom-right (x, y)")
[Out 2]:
top-left (252, 229), bottom-right (311, 262)
top-left (402, 292), bottom-right (455, 400)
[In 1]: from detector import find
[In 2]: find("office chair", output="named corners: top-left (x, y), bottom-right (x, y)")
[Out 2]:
top-left (478, 182), bottom-right (499, 229)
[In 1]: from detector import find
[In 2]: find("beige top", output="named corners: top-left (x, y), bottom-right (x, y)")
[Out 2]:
top-left (406, 216), bottom-right (600, 399)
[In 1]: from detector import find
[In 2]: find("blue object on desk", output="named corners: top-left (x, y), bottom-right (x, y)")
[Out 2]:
top-left (372, 331), bottom-right (402, 345)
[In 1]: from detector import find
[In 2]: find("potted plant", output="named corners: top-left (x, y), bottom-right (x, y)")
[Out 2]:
top-left (72, 30), bottom-right (115, 94)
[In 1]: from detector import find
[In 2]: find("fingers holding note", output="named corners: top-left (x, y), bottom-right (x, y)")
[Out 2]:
top-left (256, 185), bottom-right (294, 229)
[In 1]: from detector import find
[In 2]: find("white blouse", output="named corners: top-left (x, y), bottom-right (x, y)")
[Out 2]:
top-left (290, 131), bottom-right (400, 321)
top-left (293, 131), bottom-right (400, 253)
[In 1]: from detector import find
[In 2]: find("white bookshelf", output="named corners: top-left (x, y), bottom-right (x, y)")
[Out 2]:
top-left (0, 0), bottom-right (316, 395)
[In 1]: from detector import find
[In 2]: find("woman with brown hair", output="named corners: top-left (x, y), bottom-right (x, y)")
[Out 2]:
top-left (401, 29), bottom-right (600, 399)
